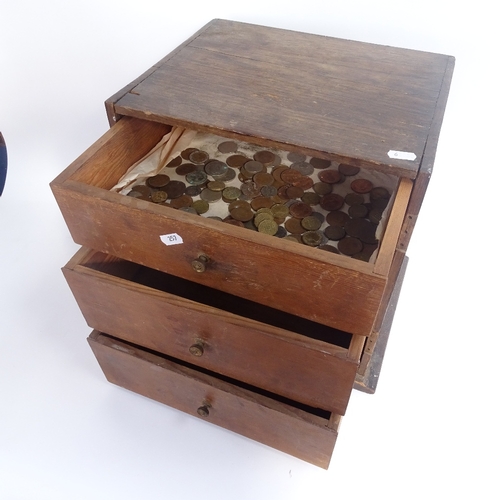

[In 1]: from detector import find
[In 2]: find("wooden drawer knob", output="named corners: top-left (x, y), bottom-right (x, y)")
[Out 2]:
top-left (191, 254), bottom-right (210, 273)
top-left (197, 405), bottom-right (210, 418)
top-left (189, 342), bottom-right (204, 357)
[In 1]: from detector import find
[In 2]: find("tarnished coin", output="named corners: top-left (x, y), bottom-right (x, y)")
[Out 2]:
top-left (240, 180), bottom-right (260, 199)
top-left (224, 218), bottom-right (245, 227)
top-left (254, 150), bottom-right (276, 166)
top-left (370, 187), bottom-right (390, 201)
top-left (166, 156), bottom-right (183, 168)
top-left (219, 167), bottom-right (236, 182)
top-left (129, 184), bottom-right (150, 196)
top-left (185, 185), bottom-right (203, 197)
top-left (301, 215), bottom-right (322, 231)
top-left (310, 157), bottom-right (331, 169)
top-left (287, 151), bottom-right (306, 163)
top-left (286, 185), bottom-right (304, 199)
top-left (326, 210), bottom-right (350, 227)
top-left (218, 141), bottom-right (238, 153)
top-left (179, 206), bottom-right (197, 215)
top-left (151, 190), bottom-right (167, 203)
top-left (318, 169), bottom-right (342, 184)
top-left (318, 244), bottom-right (340, 254)
top-left (275, 226), bottom-right (288, 238)
top-left (254, 212), bottom-right (274, 227)
top-left (302, 230), bottom-right (323, 246)
top-left (369, 207), bottom-right (384, 224)
top-left (324, 225), bottom-right (346, 241)
top-left (186, 170), bottom-right (208, 186)
top-left (313, 182), bottom-right (332, 195)
top-left (127, 190), bottom-right (146, 199)
top-left (348, 204), bottom-right (369, 219)
top-left (189, 150), bottom-right (210, 164)
top-left (192, 199), bottom-right (209, 214)
top-left (301, 192), bottom-right (321, 205)
top-left (338, 237), bottom-right (363, 256)
top-left (250, 196), bottom-right (274, 211)
top-left (320, 193), bottom-right (344, 211)
top-left (169, 195), bottom-right (193, 209)
top-left (345, 218), bottom-right (378, 244)
top-left (291, 161), bottom-right (314, 176)
top-left (244, 160), bottom-right (265, 174)
top-left (200, 188), bottom-right (222, 203)
top-left (230, 206), bottom-right (254, 222)
top-left (272, 165), bottom-right (289, 181)
top-left (345, 193), bottom-right (365, 206)
top-left (339, 163), bottom-right (360, 176)
top-left (351, 178), bottom-right (373, 194)
top-left (289, 201), bottom-right (313, 219)
top-left (176, 163), bottom-right (197, 176)
top-left (147, 174), bottom-right (170, 188)
top-left (165, 180), bottom-right (186, 199)
top-left (205, 160), bottom-right (228, 179)
top-left (311, 211), bottom-right (325, 224)
top-left (280, 168), bottom-right (302, 184)
top-left (226, 154), bottom-right (248, 168)
top-left (253, 172), bottom-right (274, 187)
top-left (271, 204), bottom-right (289, 218)
top-left (181, 148), bottom-right (199, 160)
top-left (260, 185), bottom-right (278, 197)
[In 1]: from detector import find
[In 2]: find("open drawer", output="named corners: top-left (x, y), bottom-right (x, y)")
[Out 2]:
top-left (88, 330), bottom-right (340, 469)
top-left (52, 116), bottom-right (414, 336)
top-left (64, 247), bottom-right (361, 415)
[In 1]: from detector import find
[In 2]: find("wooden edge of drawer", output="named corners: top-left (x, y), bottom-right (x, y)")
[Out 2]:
top-left (88, 331), bottom-right (339, 469)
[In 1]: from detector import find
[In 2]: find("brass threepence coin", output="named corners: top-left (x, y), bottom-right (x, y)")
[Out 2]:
top-left (301, 192), bottom-right (321, 205)
top-left (207, 180), bottom-right (226, 192)
top-left (192, 199), bottom-right (210, 214)
top-left (320, 193), bottom-right (344, 211)
top-left (200, 188), bottom-right (222, 203)
top-left (351, 178), bottom-right (373, 194)
top-left (254, 211), bottom-right (274, 226)
top-left (217, 141), bottom-right (238, 153)
top-left (257, 218), bottom-right (279, 236)
top-left (186, 170), bottom-right (208, 186)
top-left (151, 190), bottom-right (167, 203)
top-left (310, 157), bottom-right (331, 169)
top-left (338, 237), bottom-right (363, 256)
top-left (318, 169), bottom-right (342, 184)
top-left (222, 186), bottom-right (241, 202)
top-left (301, 215), bottom-right (322, 231)
top-left (302, 230), bottom-right (323, 246)
top-left (271, 204), bottom-right (289, 219)
top-left (146, 174), bottom-right (170, 188)
top-left (189, 150), bottom-right (210, 164)
top-left (339, 163), bottom-right (360, 176)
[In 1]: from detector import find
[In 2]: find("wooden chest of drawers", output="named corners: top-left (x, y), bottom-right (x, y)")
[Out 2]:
top-left (51, 19), bottom-right (454, 468)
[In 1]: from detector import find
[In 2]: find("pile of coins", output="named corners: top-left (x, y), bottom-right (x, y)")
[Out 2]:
top-left (125, 139), bottom-right (392, 261)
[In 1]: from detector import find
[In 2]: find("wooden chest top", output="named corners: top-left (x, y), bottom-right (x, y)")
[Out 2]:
top-left (107, 19), bottom-right (454, 179)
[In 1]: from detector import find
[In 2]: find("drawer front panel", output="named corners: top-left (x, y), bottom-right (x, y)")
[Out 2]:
top-left (55, 180), bottom-right (386, 336)
top-left (64, 249), bottom-right (358, 415)
top-left (88, 331), bottom-right (338, 469)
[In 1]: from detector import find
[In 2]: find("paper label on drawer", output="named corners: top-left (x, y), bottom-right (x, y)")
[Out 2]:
top-left (387, 150), bottom-right (417, 161)
top-left (160, 233), bottom-right (184, 246)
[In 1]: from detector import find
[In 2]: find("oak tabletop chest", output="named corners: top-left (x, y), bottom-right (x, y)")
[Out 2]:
top-left (51, 19), bottom-right (454, 468)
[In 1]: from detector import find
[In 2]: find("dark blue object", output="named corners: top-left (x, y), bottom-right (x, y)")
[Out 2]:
top-left (0, 132), bottom-right (6, 196)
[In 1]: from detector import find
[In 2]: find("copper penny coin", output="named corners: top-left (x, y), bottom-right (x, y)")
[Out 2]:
top-left (351, 178), bottom-right (373, 194)
top-left (272, 165), bottom-right (289, 181)
top-left (324, 225), bottom-right (346, 241)
top-left (318, 244), bottom-right (340, 254)
top-left (226, 154), bottom-right (248, 168)
top-left (175, 163), bottom-right (197, 176)
top-left (320, 193), bottom-right (344, 211)
top-left (254, 150), bottom-right (276, 166)
top-left (284, 217), bottom-right (306, 234)
top-left (166, 156), bottom-right (183, 168)
top-left (280, 168), bottom-right (302, 184)
top-left (253, 172), bottom-right (274, 187)
top-left (250, 196), bottom-right (274, 211)
top-left (169, 194), bottom-right (193, 209)
top-left (200, 188), bottom-right (222, 203)
top-left (326, 210), bottom-right (350, 227)
top-left (230, 206), bottom-right (254, 222)
top-left (289, 201), bottom-right (313, 218)
top-left (345, 218), bottom-right (378, 244)
top-left (218, 141), bottom-right (238, 153)
top-left (338, 237), bottom-right (363, 256)
top-left (339, 164), bottom-right (360, 176)
top-left (370, 187), bottom-right (390, 201)
top-left (147, 174), bottom-right (170, 188)
top-left (348, 204), bottom-right (369, 219)
top-left (344, 193), bottom-right (365, 206)
top-left (286, 185), bottom-right (304, 199)
top-left (165, 180), bottom-right (186, 199)
top-left (301, 192), bottom-right (321, 205)
top-left (310, 157), bottom-right (331, 169)
top-left (129, 184), bottom-right (150, 196)
top-left (318, 169), bottom-right (342, 184)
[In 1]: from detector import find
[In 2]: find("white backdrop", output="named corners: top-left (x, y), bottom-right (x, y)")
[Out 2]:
top-left (1, 1), bottom-right (498, 499)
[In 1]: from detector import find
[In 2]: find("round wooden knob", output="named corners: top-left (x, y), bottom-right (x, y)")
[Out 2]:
top-left (191, 254), bottom-right (210, 273)
top-left (197, 405), bottom-right (210, 418)
top-left (189, 342), bottom-right (204, 357)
